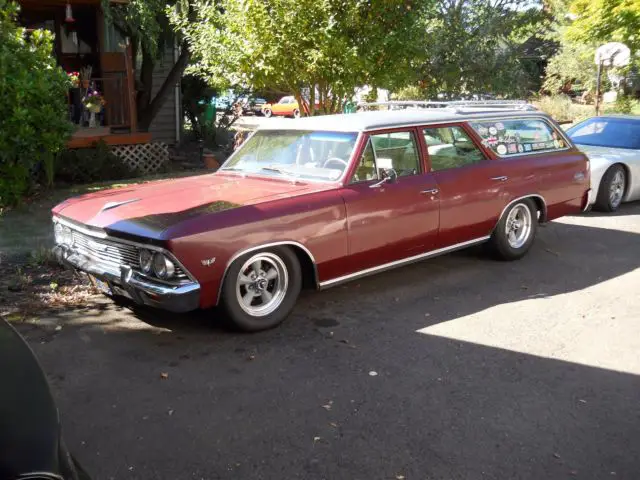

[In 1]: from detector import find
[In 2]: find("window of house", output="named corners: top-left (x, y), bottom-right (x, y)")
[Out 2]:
top-left (423, 126), bottom-right (485, 171)
top-left (469, 118), bottom-right (567, 157)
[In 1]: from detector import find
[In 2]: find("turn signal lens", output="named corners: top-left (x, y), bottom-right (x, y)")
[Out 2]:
top-left (152, 252), bottom-right (175, 279)
top-left (139, 249), bottom-right (153, 274)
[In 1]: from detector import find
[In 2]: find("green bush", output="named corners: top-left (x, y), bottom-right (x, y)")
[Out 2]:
top-left (0, 1), bottom-right (72, 207)
top-left (55, 141), bottom-right (138, 184)
top-left (534, 95), bottom-right (593, 124)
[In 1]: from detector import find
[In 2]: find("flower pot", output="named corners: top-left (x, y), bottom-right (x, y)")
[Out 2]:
top-left (203, 153), bottom-right (220, 170)
top-left (81, 80), bottom-right (89, 89)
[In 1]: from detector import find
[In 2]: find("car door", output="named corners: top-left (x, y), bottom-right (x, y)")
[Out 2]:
top-left (340, 128), bottom-right (440, 272)
top-left (421, 123), bottom-right (507, 247)
top-left (271, 98), bottom-right (287, 115)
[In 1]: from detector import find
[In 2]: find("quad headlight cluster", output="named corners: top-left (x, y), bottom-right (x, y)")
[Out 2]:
top-left (54, 222), bottom-right (73, 246)
top-left (139, 249), bottom-right (176, 280)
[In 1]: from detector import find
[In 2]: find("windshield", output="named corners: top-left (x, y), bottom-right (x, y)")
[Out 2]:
top-left (567, 117), bottom-right (640, 149)
top-left (221, 130), bottom-right (359, 181)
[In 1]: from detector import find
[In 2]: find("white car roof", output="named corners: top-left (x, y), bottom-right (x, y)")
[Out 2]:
top-left (257, 109), bottom-right (551, 133)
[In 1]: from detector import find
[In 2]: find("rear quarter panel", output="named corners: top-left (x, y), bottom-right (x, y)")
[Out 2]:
top-left (167, 190), bottom-right (348, 308)
top-left (533, 149), bottom-right (590, 219)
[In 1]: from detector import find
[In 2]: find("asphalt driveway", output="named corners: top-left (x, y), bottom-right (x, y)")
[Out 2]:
top-left (17, 203), bottom-right (640, 480)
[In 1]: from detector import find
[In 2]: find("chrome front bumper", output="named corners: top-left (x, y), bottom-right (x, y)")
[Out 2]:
top-left (54, 245), bottom-right (200, 313)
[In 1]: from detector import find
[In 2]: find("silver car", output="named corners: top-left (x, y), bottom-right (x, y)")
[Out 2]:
top-left (566, 115), bottom-right (640, 212)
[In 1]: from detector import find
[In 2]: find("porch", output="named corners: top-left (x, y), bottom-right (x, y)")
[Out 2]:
top-left (19, 0), bottom-right (140, 148)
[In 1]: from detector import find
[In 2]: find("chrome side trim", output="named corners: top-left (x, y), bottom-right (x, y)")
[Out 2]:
top-left (52, 216), bottom-right (198, 283)
top-left (318, 236), bottom-right (490, 290)
top-left (216, 241), bottom-right (319, 305)
top-left (494, 194), bottom-right (547, 227)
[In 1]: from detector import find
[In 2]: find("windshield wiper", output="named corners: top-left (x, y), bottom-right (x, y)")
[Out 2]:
top-left (260, 166), bottom-right (300, 177)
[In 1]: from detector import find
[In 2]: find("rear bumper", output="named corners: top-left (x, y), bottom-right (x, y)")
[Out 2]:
top-left (54, 245), bottom-right (200, 313)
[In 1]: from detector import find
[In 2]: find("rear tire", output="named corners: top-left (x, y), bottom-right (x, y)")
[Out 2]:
top-left (594, 164), bottom-right (626, 212)
top-left (292, 108), bottom-right (301, 119)
top-left (220, 247), bottom-right (301, 332)
top-left (488, 199), bottom-right (538, 261)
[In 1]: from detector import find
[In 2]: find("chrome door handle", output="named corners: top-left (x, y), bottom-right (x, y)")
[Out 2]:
top-left (420, 188), bottom-right (439, 195)
top-left (491, 176), bottom-right (508, 182)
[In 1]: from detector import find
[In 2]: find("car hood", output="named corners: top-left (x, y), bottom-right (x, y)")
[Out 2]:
top-left (53, 173), bottom-right (334, 240)
top-left (577, 144), bottom-right (640, 166)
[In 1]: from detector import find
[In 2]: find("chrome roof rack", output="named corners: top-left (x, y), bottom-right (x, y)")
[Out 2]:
top-left (356, 100), bottom-right (537, 113)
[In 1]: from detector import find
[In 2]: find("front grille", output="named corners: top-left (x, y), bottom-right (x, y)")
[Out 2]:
top-left (68, 228), bottom-right (190, 284)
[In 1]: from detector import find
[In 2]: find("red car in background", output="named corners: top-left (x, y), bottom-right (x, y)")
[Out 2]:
top-left (52, 108), bottom-right (590, 331)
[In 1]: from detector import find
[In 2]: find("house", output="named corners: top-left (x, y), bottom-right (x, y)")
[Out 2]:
top-left (17, 0), bottom-right (182, 149)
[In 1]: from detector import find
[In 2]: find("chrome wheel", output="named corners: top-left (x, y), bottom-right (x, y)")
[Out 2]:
top-left (236, 253), bottom-right (288, 317)
top-left (505, 203), bottom-right (532, 249)
top-left (609, 169), bottom-right (625, 209)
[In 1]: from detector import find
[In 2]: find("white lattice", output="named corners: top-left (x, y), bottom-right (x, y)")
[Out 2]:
top-left (112, 142), bottom-right (169, 174)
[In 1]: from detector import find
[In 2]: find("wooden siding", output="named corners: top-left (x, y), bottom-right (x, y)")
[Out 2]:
top-left (145, 44), bottom-right (181, 145)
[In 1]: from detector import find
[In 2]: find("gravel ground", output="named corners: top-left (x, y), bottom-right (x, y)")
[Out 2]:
top-left (14, 203), bottom-right (640, 480)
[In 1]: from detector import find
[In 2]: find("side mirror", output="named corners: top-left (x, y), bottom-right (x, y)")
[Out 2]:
top-left (369, 168), bottom-right (398, 188)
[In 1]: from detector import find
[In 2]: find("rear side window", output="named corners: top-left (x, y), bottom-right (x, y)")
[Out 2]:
top-left (469, 118), bottom-right (567, 157)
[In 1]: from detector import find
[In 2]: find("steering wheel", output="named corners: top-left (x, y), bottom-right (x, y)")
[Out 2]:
top-left (322, 157), bottom-right (348, 170)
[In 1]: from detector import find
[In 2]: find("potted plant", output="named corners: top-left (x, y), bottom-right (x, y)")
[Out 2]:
top-left (82, 90), bottom-right (105, 127)
top-left (67, 71), bottom-right (82, 124)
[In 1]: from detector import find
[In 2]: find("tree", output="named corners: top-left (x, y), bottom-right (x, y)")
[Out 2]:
top-left (566, 0), bottom-right (640, 53)
top-left (175, 0), bottom-right (431, 115)
top-left (0, 1), bottom-right (71, 206)
top-left (103, 0), bottom-right (194, 130)
top-left (414, 0), bottom-right (550, 98)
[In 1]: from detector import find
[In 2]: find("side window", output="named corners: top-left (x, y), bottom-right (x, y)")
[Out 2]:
top-left (370, 131), bottom-right (420, 177)
top-left (423, 126), bottom-right (485, 171)
top-left (469, 118), bottom-right (567, 157)
top-left (351, 139), bottom-right (378, 183)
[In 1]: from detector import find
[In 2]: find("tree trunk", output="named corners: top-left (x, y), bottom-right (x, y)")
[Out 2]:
top-left (136, 47), bottom-right (155, 119)
top-left (137, 41), bottom-right (191, 131)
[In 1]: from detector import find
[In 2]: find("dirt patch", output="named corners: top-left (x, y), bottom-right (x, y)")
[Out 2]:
top-left (0, 259), bottom-right (100, 322)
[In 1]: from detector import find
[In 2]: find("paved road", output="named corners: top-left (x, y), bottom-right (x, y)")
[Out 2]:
top-left (19, 204), bottom-right (640, 480)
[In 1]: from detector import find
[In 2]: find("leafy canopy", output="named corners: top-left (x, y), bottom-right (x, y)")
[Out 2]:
top-left (175, 0), bottom-right (431, 113)
top-left (566, 0), bottom-right (640, 53)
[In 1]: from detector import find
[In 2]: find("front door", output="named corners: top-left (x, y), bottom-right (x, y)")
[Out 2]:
top-left (421, 124), bottom-right (506, 247)
top-left (340, 129), bottom-right (440, 272)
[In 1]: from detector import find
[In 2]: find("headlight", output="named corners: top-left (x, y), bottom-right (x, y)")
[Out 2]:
top-left (54, 223), bottom-right (72, 245)
top-left (152, 252), bottom-right (175, 279)
top-left (54, 223), bottom-right (64, 244)
top-left (139, 249), bottom-right (153, 274)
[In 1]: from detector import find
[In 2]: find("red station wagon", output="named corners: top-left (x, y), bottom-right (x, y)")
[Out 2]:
top-left (52, 109), bottom-right (590, 331)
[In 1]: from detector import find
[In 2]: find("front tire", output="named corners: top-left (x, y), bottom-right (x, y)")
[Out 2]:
top-left (489, 199), bottom-right (538, 261)
top-left (220, 247), bottom-right (302, 332)
top-left (263, 108), bottom-right (273, 118)
top-left (595, 164), bottom-right (626, 212)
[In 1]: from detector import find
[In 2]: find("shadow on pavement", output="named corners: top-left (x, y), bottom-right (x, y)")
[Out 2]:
top-left (15, 205), bottom-right (640, 479)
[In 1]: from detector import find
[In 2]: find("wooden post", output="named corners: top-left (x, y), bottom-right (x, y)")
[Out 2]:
top-left (595, 61), bottom-right (603, 116)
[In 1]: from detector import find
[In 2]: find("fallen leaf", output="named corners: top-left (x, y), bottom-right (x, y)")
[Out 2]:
top-left (168, 409), bottom-right (174, 416)
top-left (396, 476), bottom-right (405, 480)
top-left (248, 354), bottom-right (256, 361)
top-left (553, 453), bottom-right (561, 459)
top-left (578, 399), bottom-right (587, 404)
top-left (160, 372), bottom-right (169, 379)
top-left (322, 403), bottom-right (332, 411)
top-left (313, 436), bottom-right (321, 442)
top-left (369, 371), bottom-right (378, 377)
top-left (544, 248), bottom-right (560, 256)
top-left (55, 325), bottom-right (62, 331)
top-left (329, 422), bottom-right (338, 428)
top-left (424, 313), bottom-right (430, 317)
